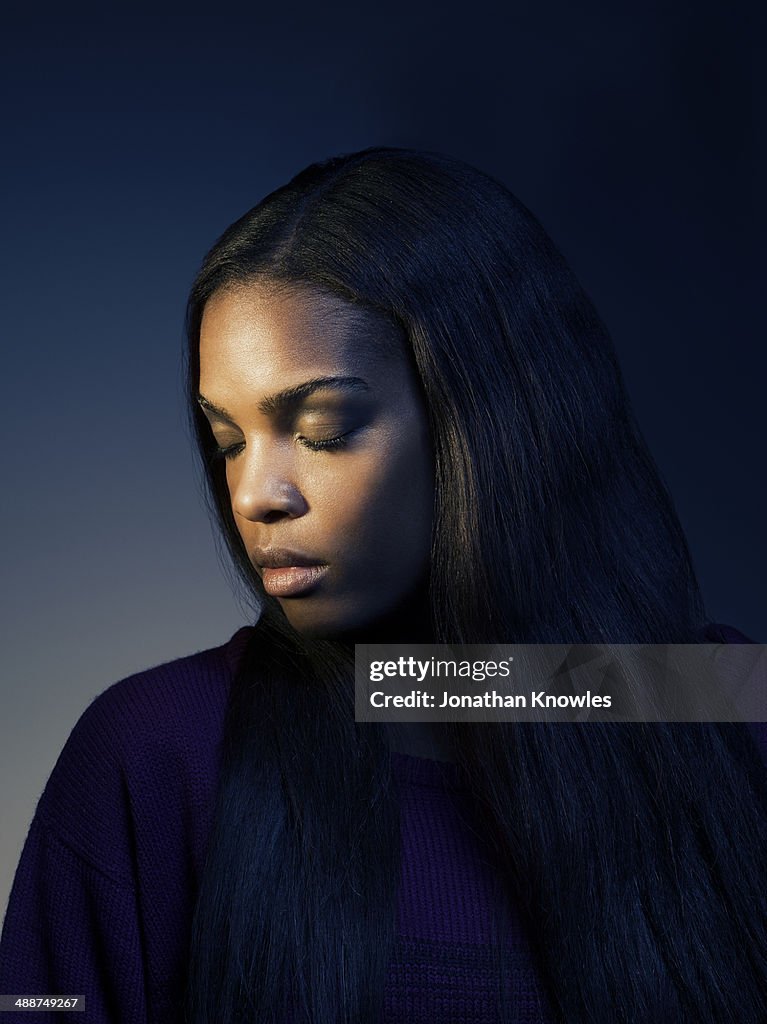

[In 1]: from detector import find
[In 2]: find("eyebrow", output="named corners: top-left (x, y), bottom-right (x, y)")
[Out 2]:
top-left (196, 375), bottom-right (372, 421)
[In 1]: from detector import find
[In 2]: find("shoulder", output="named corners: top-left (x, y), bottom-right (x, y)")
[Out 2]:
top-left (699, 621), bottom-right (757, 643)
top-left (66, 623), bottom-right (255, 762)
top-left (33, 624), bottom-right (256, 883)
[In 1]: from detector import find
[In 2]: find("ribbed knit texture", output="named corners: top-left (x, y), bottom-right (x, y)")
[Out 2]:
top-left (0, 623), bottom-right (763, 1023)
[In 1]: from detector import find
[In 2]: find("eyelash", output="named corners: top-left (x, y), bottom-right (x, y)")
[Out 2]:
top-left (211, 432), bottom-right (352, 462)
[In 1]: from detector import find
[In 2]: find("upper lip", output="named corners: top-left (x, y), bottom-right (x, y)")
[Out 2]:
top-left (252, 547), bottom-right (326, 569)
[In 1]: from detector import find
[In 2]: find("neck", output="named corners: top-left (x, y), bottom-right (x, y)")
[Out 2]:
top-left (331, 573), bottom-right (455, 761)
top-left (332, 572), bottom-right (434, 645)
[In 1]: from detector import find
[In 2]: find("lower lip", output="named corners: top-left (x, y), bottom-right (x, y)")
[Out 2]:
top-left (260, 564), bottom-right (329, 597)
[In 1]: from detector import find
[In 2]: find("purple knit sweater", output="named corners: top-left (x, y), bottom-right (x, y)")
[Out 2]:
top-left (0, 623), bottom-right (763, 1023)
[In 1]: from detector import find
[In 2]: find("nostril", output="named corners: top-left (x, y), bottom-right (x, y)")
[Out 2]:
top-left (231, 484), bottom-right (308, 523)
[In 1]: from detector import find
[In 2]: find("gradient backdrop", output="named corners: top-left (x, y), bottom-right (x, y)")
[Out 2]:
top-left (1, 8), bottom-right (763, 916)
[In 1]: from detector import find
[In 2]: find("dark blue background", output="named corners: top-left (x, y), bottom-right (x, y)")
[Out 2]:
top-left (0, 5), bottom-right (763, 916)
top-left (2, 8), bottom-right (763, 673)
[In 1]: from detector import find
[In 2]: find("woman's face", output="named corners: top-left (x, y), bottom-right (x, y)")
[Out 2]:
top-left (198, 282), bottom-right (435, 637)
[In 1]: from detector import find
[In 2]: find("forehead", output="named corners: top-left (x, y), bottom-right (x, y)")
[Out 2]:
top-left (198, 281), bottom-right (404, 386)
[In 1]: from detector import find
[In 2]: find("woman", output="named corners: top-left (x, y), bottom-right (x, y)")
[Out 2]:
top-left (1, 147), bottom-right (765, 1023)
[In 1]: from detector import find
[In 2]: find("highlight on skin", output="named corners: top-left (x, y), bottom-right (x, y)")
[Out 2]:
top-left (182, 147), bottom-right (767, 1023)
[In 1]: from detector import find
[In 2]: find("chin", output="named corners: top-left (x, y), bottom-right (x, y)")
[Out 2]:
top-left (281, 602), bottom-right (384, 641)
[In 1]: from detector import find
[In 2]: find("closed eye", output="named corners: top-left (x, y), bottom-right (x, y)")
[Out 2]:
top-left (297, 430), bottom-right (354, 452)
top-left (210, 430), bottom-right (356, 462)
top-left (210, 441), bottom-right (245, 462)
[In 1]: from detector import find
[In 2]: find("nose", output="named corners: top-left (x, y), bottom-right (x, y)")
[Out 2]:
top-left (229, 447), bottom-right (308, 524)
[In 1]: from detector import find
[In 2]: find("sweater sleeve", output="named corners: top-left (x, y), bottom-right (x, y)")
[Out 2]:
top-left (0, 678), bottom-right (155, 1024)
top-left (0, 811), bottom-right (149, 1024)
top-left (0, 632), bottom-right (244, 1024)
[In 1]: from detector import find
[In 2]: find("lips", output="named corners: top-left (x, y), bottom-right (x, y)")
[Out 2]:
top-left (253, 547), bottom-right (325, 569)
top-left (252, 548), bottom-right (329, 598)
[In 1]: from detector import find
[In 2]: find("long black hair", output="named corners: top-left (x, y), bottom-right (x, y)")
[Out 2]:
top-left (182, 148), bottom-right (767, 1022)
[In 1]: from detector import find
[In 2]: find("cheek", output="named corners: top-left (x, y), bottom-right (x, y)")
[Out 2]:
top-left (312, 440), bottom-right (433, 556)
